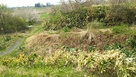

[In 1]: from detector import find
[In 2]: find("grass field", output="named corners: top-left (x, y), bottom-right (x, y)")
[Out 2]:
top-left (40, 13), bottom-right (50, 19)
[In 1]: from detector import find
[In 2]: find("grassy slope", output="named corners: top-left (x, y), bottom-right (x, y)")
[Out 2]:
top-left (0, 26), bottom-right (90, 77)
top-left (0, 65), bottom-right (90, 77)
top-left (0, 34), bottom-right (18, 52)
top-left (0, 8), bottom-right (136, 76)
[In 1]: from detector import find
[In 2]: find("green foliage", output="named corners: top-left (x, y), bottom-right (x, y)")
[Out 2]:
top-left (63, 26), bottom-right (70, 32)
top-left (104, 4), bottom-right (136, 26)
top-left (0, 35), bottom-right (18, 52)
top-left (88, 45), bottom-right (95, 52)
top-left (88, 6), bottom-right (107, 22)
top-left (87, 20), bottom-right (106, 29)
top-left (44, 4), bottom-right (136, 30)
top-left (10, 16), bottom-right (27, 32)
top-left (110, 43), bottom-right (124, 50)
top-left (44, 8), bottom-right (90, 30)
top-left (111, 24), bottom-right (136, 35)
top-left (0, 5), bottom-right (27, 34)
top-left (112, 24), bottom-right (129, 34)
top-left (1, 50), bottom-right (136, 77)
top-left (126, 36), bottom-right (136, 49)
top-left (40, 13), bottom-right (50, 19)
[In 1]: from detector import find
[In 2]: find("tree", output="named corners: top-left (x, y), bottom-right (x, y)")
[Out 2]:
top-left (0, 4), bottom-right (27, 34)
top-left (13, 8), bottom-right (39, 25)
top-left (107, 0), bottom-right (130, 4)
top-left (35, 3), bottom-right (43, 7)
top-left (0, 4), bottom-right (10, 34)
top-left (59, 0), bottom-right (86, 12)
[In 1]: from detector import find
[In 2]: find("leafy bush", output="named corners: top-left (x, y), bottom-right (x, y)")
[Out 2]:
top-left (44, 4), bottom-right (136, 30)
top-left (2, 15), bottom-right (27, 33)
top-left (0, 5), bottom-right (27, 34)
top-left (44, 8), bottom-right (89, 30)
top-left (126, 36), bottom-right (136, 49)
top-left (88, 6), bottom-right (107, 22)
top-left (104, 5), bottom-right (136, 26)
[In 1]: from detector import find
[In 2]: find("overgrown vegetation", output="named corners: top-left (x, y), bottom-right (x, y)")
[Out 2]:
top-left (13, 8), bottom-right (39, 25)
top-left (0, 35), bottom-right (18, 52)
top-left (0, 0), bottom-right (136, 77)
top-left (0, 49), bottom-right (136, 77)
top-left (0, 5), bottom-right (27, 34)
top-left (44, 3), bottom-right (136, 30)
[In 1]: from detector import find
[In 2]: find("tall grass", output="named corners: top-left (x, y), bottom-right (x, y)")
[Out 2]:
top-left (1, 49), bottom-right (136, 77)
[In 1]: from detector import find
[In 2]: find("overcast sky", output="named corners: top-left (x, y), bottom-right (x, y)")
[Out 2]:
top-left (0, 0), bottom-right (61, 7)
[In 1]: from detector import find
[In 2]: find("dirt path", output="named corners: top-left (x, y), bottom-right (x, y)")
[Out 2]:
top-left (0, 38), bottom-right (21, 56)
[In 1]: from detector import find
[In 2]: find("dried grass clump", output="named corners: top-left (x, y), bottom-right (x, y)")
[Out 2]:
top-left (26, 30), bottom-right (96, 53)
top-left (26, 33), bottom-right (60, 48)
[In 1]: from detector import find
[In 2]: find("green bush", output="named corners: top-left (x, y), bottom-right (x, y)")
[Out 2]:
top-left (2, 15), bottom-right (27, 33)
top-left (88, 6), bottom-right (107, 22)
top-left (126, 36), bottom-right (136, 49)
top-left (104, 5), bottom-right (136, 26)
top-left (11, 16), bottom-right (27, 31)
top-left (44, 8), bottom-right (90, 30)
top-left (0, 5), bottom-right (27, 34)
top-left (44, 4), bottom-right (136, 30)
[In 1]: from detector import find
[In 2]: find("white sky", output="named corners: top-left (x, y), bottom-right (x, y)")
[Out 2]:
top-left (0, 0), bottom-right (61, 7)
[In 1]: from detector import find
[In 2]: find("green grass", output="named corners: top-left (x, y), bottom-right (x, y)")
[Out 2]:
top-left (87, 20), bottom-right (107, 29)
top-left (0, 49), bottom-right (135, 77)
top-left (0, 34), bottom-right (18, 52)
top-left (32, 25), bottom-right (44, 34)
top-left (40, 13), bottom-right (50, 19)
top-left (0, 64), bottom-right (91, 77)
top-left (110, 24), bottom-right (136, 35)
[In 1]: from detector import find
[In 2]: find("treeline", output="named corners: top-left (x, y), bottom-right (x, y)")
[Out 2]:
top-left (0, 5), bottom-right (27, 34)
top-left (43, 0), bottom-right (136, 30)
top-left (35, 3), bottom-right (52, 7)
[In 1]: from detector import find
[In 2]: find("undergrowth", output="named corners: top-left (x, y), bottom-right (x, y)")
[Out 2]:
top-left (0, 49), bottom-right (136, 77)
top-left (0, 34), bottom-right (18, 52)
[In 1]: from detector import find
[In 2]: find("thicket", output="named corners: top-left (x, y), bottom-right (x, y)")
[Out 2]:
top-left (0, 5), bottom-right (27, 34)
top-left (43, 3), bottom-right (136, 30)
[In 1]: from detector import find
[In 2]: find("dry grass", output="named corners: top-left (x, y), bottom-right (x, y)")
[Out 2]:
top-left (0, 65), bottom-right (6, 73)
top-left (25, 30), bottom-right (96, 55)
top-left (25, 28), bottom-right (130, 55)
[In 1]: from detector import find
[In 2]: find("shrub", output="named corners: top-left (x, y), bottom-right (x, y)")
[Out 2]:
top-left (2, 15), bottom-right (27, 33)
top-left (0, 5), bottom-right (27, 34)
top-left (126, 36), bottom-right (136, 49)
top-left (104, 5), bottom-right (136, 26)
top-left (11, 16), bottom-right (27, 31)
top-left (88, 6), bottom-right (107, 22)
top-left (44, 6), bottom-right (107, 30)
top-left (44, 4), bottom-right (136, 30)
